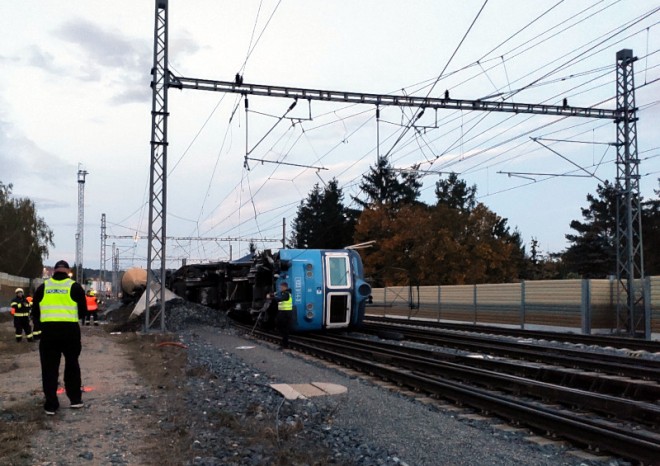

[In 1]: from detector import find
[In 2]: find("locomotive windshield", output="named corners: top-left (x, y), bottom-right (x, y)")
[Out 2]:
top-left (326, 254), bottom-right (351, 288)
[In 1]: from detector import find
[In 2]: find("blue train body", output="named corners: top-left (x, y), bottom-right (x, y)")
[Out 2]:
top-left (167, 248), bottom-right (371, 332)
top-left (275, 249), bottom-right (371, 331)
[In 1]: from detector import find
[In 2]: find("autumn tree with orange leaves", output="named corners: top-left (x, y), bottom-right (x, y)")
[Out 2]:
top-left (353, 168), bottom-right (525, 286)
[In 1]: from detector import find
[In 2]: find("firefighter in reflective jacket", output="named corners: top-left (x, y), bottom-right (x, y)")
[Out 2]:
top-left (84, 290), bottom-right (99, 326)
top-left (10, 288), bottom-right (33, 342)
top-left (32, 260), bottom-right (87, 415)
top-left (270, 282), bottom-right (292, 349)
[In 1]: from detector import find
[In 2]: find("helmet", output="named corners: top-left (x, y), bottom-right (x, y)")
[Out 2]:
top-left (15, 288), bottom-right (24, 294)
top-left (87, 290), bottom-right (96, 296)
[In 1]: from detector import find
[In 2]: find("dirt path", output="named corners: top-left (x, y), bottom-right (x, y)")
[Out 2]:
top-left (1, 322), bottom-right (179, 465)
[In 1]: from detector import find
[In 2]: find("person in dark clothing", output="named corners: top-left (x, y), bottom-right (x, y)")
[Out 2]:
top-left (10, 288), bottom-right (33, 342)
top-left (270, 282), bottom-right (293, 349)
top-left (32, 260), bottom-right (87, 415)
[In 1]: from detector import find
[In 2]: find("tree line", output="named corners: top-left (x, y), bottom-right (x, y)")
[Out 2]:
top-left (0, 182), bottom-right (54, 278)
top-left (289, 157), bottom-right (660, 286)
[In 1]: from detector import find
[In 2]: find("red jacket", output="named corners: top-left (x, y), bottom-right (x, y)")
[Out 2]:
top-left (86, 296), bottom-right (98, 311)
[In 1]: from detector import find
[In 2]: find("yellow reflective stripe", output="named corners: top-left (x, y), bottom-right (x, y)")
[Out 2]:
top-left (14, 313), bottom-right (30, 317)
top-left (40, 305), bottom-right (78, 311)
top-left (41, 312), bottom-right (78, 320)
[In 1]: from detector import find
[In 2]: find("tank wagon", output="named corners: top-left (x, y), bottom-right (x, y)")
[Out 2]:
top-left (167, 249), bottom-right (371, 332)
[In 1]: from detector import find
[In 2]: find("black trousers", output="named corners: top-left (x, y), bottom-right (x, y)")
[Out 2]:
top-left (39, 324), bottom-right (82, 411)
top-left (83, 311), bottom-right (98, 324)
top-left (276, 311), bottom-right (292, 347)
top-left (13, 316), bottom-right (32, 341)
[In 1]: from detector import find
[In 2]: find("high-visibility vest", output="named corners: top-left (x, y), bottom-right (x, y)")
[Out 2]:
top-left (86, 296), bottom-right (98, 311)
top-left (40, 278), bottom-right (79, 323)
top-left (278, 291), bottom-right (293, 311)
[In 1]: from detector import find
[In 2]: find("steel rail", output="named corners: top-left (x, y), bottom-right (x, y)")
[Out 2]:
top-left (364, 316), bottom-right (660, 352)
top-left (323, 334), bottom-right (660, 402)
top-left (296, 334), bottom-right (660, 425)
top-left (362, 323), bottom-right (660, 381)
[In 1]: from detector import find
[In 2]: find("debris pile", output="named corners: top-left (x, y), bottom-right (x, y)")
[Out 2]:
top-left (164, 299), bottom-right (228, 331)
top-left (109, 299), bottom-right (228, 333)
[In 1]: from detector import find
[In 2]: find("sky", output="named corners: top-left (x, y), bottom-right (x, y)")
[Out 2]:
top-left (0, 0), bottom-right (658, 273)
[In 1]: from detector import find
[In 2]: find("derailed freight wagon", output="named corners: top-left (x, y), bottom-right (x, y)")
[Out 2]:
top-left (167, 248), bottom-right (371, 332)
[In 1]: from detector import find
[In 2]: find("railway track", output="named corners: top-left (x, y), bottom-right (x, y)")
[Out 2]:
top-left (365, 315), bottom-right (660, 353)
top-left (361, 322), bottom-right (660, 382)
top-left (233, 323), bottom-right (660, 463)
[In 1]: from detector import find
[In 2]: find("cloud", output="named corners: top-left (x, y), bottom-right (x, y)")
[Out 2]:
top-left (54, 18), bottom-right (151, 104)
top-left (110, 86), bottom-right (150, 105)
top-left (56, 18), bottom-right (151, 72)
top-left (0, 54), bottom-right (19, 64)
top-left (27, 46), bottom-right (65, 74)
top-left (30, 197), bottom-right (71, 211)
top-left (0, 114), bottom-right (74, 186)
top-left (52, 18), bottom-right (202, 105)
top-left (171, 29), bottom-right (202, 61)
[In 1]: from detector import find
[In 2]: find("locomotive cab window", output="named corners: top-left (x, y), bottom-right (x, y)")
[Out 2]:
top-left (326, 292), bottom-right (351, 327)
top-left (325, 254), bottom-right (351, 289)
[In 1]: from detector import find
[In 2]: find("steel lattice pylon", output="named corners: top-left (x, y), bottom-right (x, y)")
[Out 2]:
top-left (75, 166), bottom-right (88, 283)
top-left (614, 49), bottom-right (646, 337)
top-left (100, 213), bottom-right (107, 287)
top-left (145, 0), bottom-right (169, 331)
top-left (112, 242), bottom-right (118, 297)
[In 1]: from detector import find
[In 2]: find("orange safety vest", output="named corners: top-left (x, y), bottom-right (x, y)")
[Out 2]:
top-left (86, 296), bottom-right (98, 311)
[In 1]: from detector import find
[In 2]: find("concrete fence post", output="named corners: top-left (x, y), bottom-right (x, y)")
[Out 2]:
top-left (473, 284), bottom-right (478, 325)
top-left (520, 281), bottom-right (526, 330)
top-left (383, 286), bottom-right (387, 318)
top-left (437, 285), bottom-right (442, 323)
top-left (581, 279), bottom-right (591, 335)
top-left (644, 277), bottom-right (651, 340)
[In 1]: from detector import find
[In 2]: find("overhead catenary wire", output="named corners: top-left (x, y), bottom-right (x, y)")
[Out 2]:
top-left (196, 4), bottom-right (656, 240)
top-left (381, 0), bottom-right (490, 160)
top-left (152, 2), bottom-right (660, 262)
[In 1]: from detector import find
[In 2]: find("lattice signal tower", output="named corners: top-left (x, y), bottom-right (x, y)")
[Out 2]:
top-left (75, 165), bottom-right (88, 283)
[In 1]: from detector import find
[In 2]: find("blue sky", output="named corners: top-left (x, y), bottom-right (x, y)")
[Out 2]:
top-left (1, 0), bottom-right (658, 271)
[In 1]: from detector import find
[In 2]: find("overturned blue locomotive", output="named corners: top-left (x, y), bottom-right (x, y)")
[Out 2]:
top-left (167, 248), bottom-right (371, 331)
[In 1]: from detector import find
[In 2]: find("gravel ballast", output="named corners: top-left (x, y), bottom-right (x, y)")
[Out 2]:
top-left (176, 321), bottom-right (614, 465)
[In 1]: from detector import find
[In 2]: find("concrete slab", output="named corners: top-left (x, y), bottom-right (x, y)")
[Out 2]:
top-left (290, 384), bottom-right (326, 397)
top-left (270, 382), bottom-right (348, 400)
top-left (270, 383), bottom-right (306, 400)
top-left (312, 382), bottom-right (348, 395)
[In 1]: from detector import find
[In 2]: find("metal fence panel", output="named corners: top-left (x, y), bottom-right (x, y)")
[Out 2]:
top-left (367, 276), bottom-right (658, 334)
